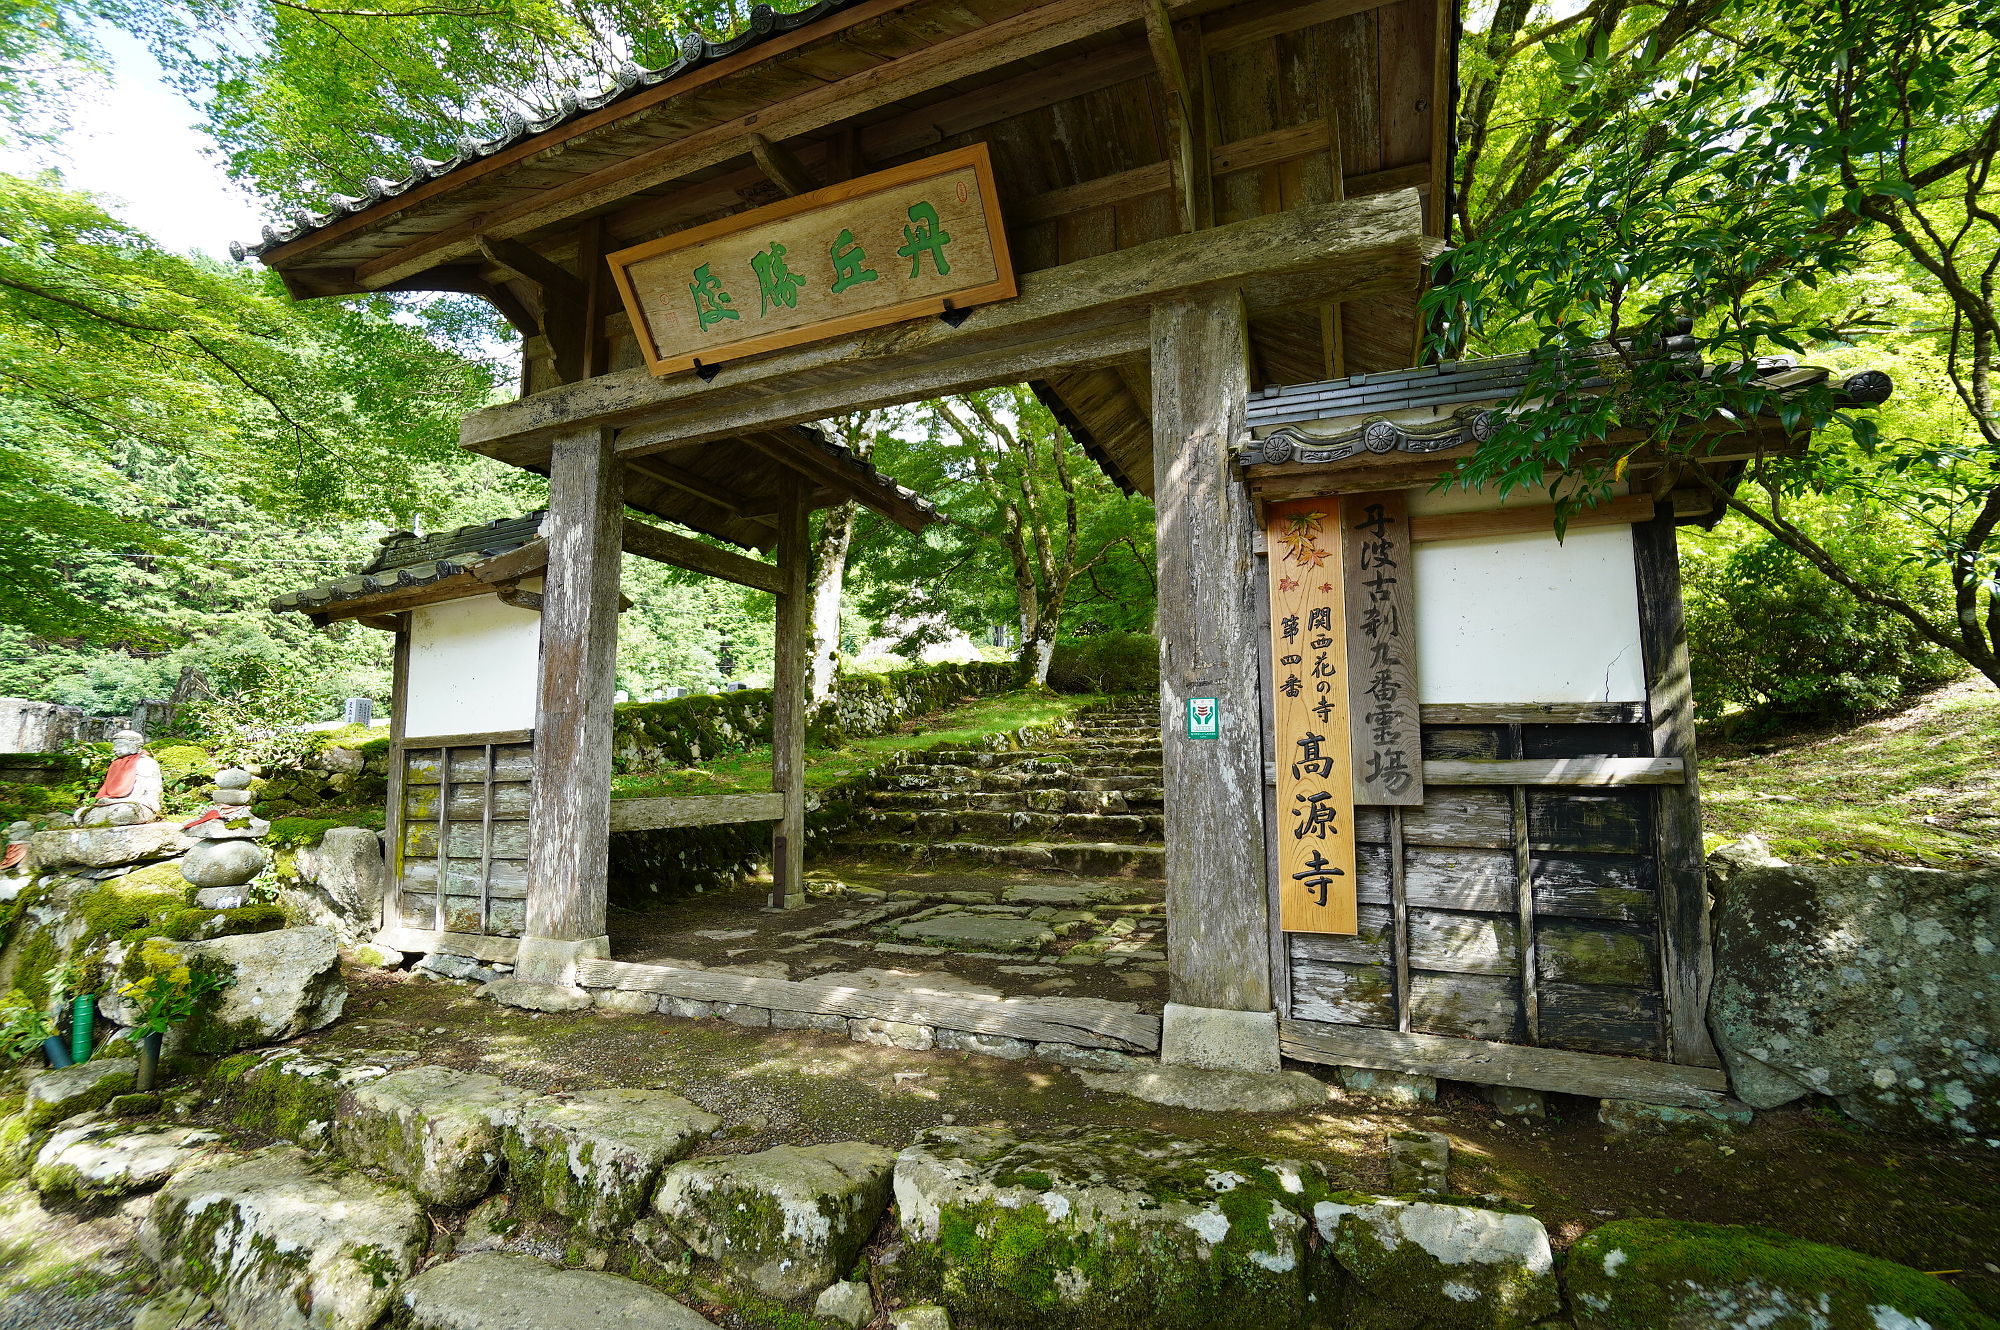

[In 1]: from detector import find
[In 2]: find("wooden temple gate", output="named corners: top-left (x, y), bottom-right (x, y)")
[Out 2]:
top-left (248, 0), bottom-right (1816, 1106)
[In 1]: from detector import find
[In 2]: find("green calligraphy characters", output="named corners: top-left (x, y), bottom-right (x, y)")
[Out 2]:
top-left (687, 197), bottom-right (961, 335)
top-left (749, 241), bottom-right (806, 316)
top-left (896, 200), bottom-right (953, 277)
top-left (828, 228), bottom-right (878, 294)
top-left (688, 263), bottom-right (738, 330)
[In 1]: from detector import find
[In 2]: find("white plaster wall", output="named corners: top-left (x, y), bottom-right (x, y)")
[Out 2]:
top-left (403, 591), bottom-right (542, 739)
top-left (1406, 486), bottom-right (1647, 704)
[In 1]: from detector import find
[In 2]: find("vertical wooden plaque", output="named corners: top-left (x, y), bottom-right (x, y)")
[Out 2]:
top-left (1343, 491), bottom-right (1423, 805)
top-left (1267, 496), bottom-right (1358, 935)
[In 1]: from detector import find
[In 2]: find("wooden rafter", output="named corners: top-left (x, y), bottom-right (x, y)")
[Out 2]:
top-left (622, 518), bottom-right (787, 594)
top-left (748, 132), bottom-right (818, 197)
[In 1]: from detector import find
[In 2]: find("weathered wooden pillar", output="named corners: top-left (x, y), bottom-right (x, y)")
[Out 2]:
top-left (769, 470), bottom-right (810, 909)
top-left (1150, 288), bottom-right (1279, 1072)
top-left (1633, 502), bottom-right (1721, 1067)
top-left (520, 425), bottom-right (622, 983)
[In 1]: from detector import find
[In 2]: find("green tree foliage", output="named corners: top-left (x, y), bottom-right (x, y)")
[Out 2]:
top-left (853, 387), bottom-right (1155, 685)
top-left (0, 172), bottom-right (513, 653)
top-left (1435, 0), bottom-right (2000, 692)
top-left (108, 0), bottom-right (758, 208)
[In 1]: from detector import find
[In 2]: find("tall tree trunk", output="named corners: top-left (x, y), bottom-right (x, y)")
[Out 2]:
top-left (806, 415), bottom-right (874, 704)
top-left (807, 500), bottom-right (856, 703)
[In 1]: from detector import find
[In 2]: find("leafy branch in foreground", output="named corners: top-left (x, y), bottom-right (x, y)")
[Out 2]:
top-left (1430, 0), bottom-right (2000, 688)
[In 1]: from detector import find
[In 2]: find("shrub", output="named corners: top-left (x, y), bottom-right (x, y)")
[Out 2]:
top-left (1046, 633), bottom-right (1159, 694)
top-left (1683, 501), bottom-right (1965, 729)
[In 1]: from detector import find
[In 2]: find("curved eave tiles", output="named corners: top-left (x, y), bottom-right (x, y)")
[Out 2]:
top-left (231, 0), bottom-right (865, 262)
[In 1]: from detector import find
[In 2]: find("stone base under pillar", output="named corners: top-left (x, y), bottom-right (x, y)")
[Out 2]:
top-left (1160, 1002), bottom-right (1280, 1073)
top-left (512, 935), bottom-right (610, 986)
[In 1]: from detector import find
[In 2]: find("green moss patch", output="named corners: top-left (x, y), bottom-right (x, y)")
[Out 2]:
top-left (1568, 1218), bottom-right (1996, 1330)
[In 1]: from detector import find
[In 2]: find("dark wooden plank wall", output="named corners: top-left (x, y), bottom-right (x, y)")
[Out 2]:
top-left (1287, 719), bottom-right (1670, 1061)
top-left (398, 740), bottom-right (535, 937)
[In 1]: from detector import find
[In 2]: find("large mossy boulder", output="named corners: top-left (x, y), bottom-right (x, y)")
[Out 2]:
top-left (336, 1065), bottom-right (527, 1207)
top-left (1709, 865), bottom-right (2000, 1139)
top-left (390, 1252), bottom-right (720, 1330)
top-left (167, 925), bottom-right (347, 1055)
top-left (141, 1144), bottom-right (428, 1330)
top-left (892, 1125), bottom-right (1335, 1330)
top-left (503, 1088), bottom-right (720, 1238)
top-left (1568, 1218), bottom-right (1997, 1329)
top-left (1312, 1195), bottom-right (1559, 1328)
top-left (654, 1140), bottom-right (896, 1302)
top-left (30, 1114), bottom-right (223, 1201)
top-left (24, 1059), bottom-right (137, 1129)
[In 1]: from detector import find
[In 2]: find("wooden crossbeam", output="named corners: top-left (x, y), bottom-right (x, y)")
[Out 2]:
top-left (1422, 757), bottom-right (1686, 787)
top-left (464, 191), bottom-right (1433, 466)
top-left (622, 517), bottom-right (785, 594)
top-left (608, 792), bottom-right (785, 832)
top-left (1280, 1017), bottom-right (1729, 1106)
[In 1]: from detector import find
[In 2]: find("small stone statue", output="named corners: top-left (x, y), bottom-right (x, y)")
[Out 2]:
top-left (77, 731), bottom-right (164, 827)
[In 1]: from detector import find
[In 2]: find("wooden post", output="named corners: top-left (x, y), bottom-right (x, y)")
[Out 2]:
top-left (1152, 288), bottom-right (1277, 1059)
top-left (769, 470), bottom-right (810, 909)
top-left (520, 426), bottom-right (622, 983)
top-left (1633, 503), bottom-right (1721, 1067)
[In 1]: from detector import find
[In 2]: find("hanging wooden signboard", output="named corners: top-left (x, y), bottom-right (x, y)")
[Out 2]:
top-left (1342, 491), bottom-right (1423, 805)
top-left (607, 143), bottom-right (1016, 377)
top-left (1267, 496), bottom-right (1358, 935)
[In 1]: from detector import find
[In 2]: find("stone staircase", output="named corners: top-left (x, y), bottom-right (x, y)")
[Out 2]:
top-left (835, 699), bottom-right (1164, 878)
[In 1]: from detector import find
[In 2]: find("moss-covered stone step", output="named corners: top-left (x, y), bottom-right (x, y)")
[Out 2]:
top-left (856, 810), bottom-right (1164, 843)
top-left (142, 1143), bottom-right (428, 1330)
top-left (868, 788), bottom-right (1149, 814)
top-left (389, 1252), bottom-right (720, 1330)
top-left (1567, 1218), bottom-right (1996, 1330)
top-left (653, 1141), bottom-right (896, 1303)
top-left (834, 838), bottom-right (1165, 878)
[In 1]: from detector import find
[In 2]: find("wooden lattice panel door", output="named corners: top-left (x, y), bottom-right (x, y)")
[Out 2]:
top-left (393, 736), bottom-right (533, 939)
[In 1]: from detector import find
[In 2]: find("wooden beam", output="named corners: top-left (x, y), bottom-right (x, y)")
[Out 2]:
top-left (621, 517), bottom-right (785, 595)
top-left (474, 233), bottom-right (585, 301)
top-left (1633, 502), bottom-right (1722, 1068)
top-left (521, 426), bottom-right (621, 980)
top-left (464, 192), bottom-right (1434, 465)
top-left (1203, 0), bottom-right (1401, 53)
top-left (1423, 757), bottom-right (1686, 787)
top-left (353, 0), bottom-right (1156, 291)
top-left (1210, 121), bottom-right (1332, 177)
top-left (1012, 123), bottom-right (1336, 227)
top-left (376, 926), bottom-right (520, 964)
top-left (468, 538), bottom-right (549, 585)
top-left (1153, 288), bottom-right (1270, 1014)
top-left (1345, 162), bottom-right (1433, 199)
top-left (740, 433), bottom-right (935, 534)
top-left (1408, 494), bottom-right (1655, 544)
top-left (1279, 1017), bottom-right (1730, 1106)
top-left (625, 457), bottom-right (771, 522)
top-left (1144, 0), bottom-right (1207, 234)
top-left (575, 957), bottom-right (1164, 1051)
top-left (1419, 702), bottom-right (1647, 725)
top-left (748, 132), bottom-right (817, 197)
top-left (608, 792), bottom-right (785, 833)
top-left (769, 471), bottom-right (811, 909)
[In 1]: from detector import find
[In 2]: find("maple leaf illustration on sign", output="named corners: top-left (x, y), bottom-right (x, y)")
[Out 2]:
top-left (1279, 510), bottom-right (1329, 566)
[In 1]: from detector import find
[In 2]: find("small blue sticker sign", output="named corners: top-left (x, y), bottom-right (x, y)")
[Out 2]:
top-left (1187, 696), bottom-right (1219, 740)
